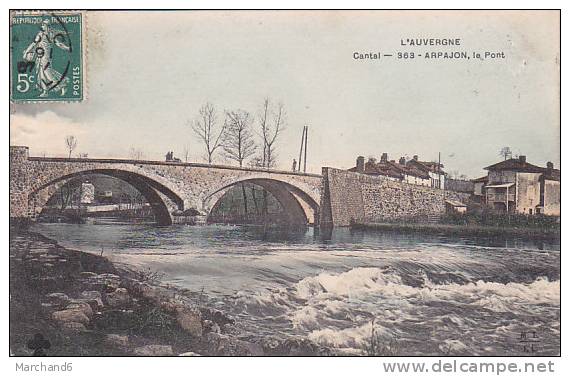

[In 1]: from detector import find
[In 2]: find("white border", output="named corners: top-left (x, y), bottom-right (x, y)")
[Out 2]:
top-left (2, 2), bottom-right (567, 375)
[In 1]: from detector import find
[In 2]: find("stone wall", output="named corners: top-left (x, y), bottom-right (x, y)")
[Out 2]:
top-left (10, 146), bottom-right (30, 218)
top-left (321, 168), bottom-right (468, 227)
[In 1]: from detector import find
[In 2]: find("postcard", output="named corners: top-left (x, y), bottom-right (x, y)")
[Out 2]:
top-left (9, 10), bottom-right (560, 359)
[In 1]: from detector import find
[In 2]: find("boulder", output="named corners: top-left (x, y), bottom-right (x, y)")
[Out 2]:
top-left (203, 319), bottom-right (221, 334)
top-left (45, 292), bottom-right (70, 307)
top-left (202, 333), bottom-right (264, 356)
top-left (105, 334), bottom-right (129, 347)
top-left (80, 291), bottom-right (104, 308)
top-left (133, 345), bottom-right (173, 356)
top-left (61, 322), bottom-right (87, 332)
top-left (80, 271), bottom-right (98, 278)
top-left (178, 351), bottom-right (202, 356)
top-left (176, 308), bottom-right (202, 337)
top-left (136, 283), bottom-right (175, 303)
top-left (52, 309), bottom-right (90, 325)
top-left (66, 301), bottom-right (93, 318)
top-left (105, 288), bottom-right (131, 307)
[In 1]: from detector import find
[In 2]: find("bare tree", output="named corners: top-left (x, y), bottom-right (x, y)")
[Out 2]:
top-left (258, 98), bottom-right (285, 168)
top-left (499, 146), bottom-right (512, 161)
top-left (65, 135), bottom-right (77, 158)
top-left (182, 145), bottom-right (190, 162)
top-left (223, 110), bottom-right (257, 167)
top-left (223, 109), bottom-right (257, 216)
top-left (129, 147), bottom-right (145, 160)
top-left (192, 103), bottom-right (226, 164)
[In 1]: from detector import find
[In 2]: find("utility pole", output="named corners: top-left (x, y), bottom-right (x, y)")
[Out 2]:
top-left (297, 126), bottom-right (306, 172)
top-left (303, 125), bottom-right (308, 173)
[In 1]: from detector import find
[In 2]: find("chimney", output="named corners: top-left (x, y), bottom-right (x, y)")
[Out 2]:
top-left (380, 153), bottom-right (388, 163)
top-left (356, 156), bottom-right (365, 173)
top-left (413, 155), bottom-right (418, 161)
top-left (399, 157), bottom-right (406, 165)
top-left (547, 161), bottom-right (553, 170)
top-left (519, 155), bottom-right (526, 164)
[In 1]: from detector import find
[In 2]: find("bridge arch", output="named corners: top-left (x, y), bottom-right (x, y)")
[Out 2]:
top-left (203, 177), bottom-right (320, 226)
top-left (28, 169), bottom-right (186, 226)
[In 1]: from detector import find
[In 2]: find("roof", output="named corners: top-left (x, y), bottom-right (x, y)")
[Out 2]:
top-left (541, 170), bottom-right (561, 181)
top-left (484, 158), bottom-right (545, 173)
top-left (409, 159), bottom-right (444, 174)
top-left (390, 161), bottom-right (430, 179)
top-left (348, 161), bottom-right (404, 179)
top-left (445, 199), bottom-right (467, 207)
top-left (472, 175), bottom-right (489, 183)
top-left (486, 182), bottom-right (515, 188)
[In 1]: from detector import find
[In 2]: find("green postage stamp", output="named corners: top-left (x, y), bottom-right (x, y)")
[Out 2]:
top-left (10, 11), bottom-right (84, 102)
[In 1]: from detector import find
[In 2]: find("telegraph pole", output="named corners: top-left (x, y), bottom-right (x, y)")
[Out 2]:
top-left (297, 126), bottom-right (306, 172)
top-left (303, 126), bottom-right (308, 173)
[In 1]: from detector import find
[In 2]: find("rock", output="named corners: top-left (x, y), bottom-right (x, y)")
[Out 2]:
top-left (178, 351), bottom-right (201, 356)
top-left (203, 333), bottom-right (264, 356)
top-left (176, 308), bottom-right (202, 337)
top-left (133, 345), bottom-right (173, 356)
top-left (159, 300), bottom-right (181, 313)
top-left (136, 283), bottom-right (175, 303)
top-left (80, 290), bottom-right (104, 308)
top-left (84, 273), bottom-right (121, 291)
top-left (272, 338), bottom-right (333, 356)
top-left (52, 309), bottom-right (90, 325)
top-left (66, 301), bottom-right (93, 318)
top-left (92, 309), bottom-right (137, 331)
top-left (61, 322), bottom-right (87, 332)
top-left (80, 271), bottom-right (98, 278)
top-left (203, 320), bottom-right (221, 334)
top-left (45, 292), bottom-right (70, 307)
top-left (105, 288), bottom-right (131, 307)
top-left (105, 334), bottom-right (129, 347)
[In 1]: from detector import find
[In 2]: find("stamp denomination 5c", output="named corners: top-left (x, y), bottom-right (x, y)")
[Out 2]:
top-left (10, 11), bottom-right (84, 102)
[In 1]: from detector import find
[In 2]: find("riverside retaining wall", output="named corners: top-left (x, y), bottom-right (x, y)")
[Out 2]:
top-left (320, 167), bottom-right (468, 227)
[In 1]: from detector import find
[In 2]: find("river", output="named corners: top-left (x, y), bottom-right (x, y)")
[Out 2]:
top-left (32, 220), bottom-right (560, 356)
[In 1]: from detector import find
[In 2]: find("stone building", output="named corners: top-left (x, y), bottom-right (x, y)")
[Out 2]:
top-left (482, 156), bottom-right (560, 216)
top-left (80, 181), bottom-right (95, 204)
top-left (349, 153), bottom-right (445, 189)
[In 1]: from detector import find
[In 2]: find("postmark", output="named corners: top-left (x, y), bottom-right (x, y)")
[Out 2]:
top-left (10, 11), bottom-right (84, 102)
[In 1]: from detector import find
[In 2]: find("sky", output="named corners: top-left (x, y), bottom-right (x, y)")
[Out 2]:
top-left (10, 10), bottom-right (560, 178)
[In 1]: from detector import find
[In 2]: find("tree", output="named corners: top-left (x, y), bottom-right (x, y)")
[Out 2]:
top-left (258, 98), bottom-right (285, 168)
top-left (191, 103), bottom-right (226, 164)
top-left (223, 109), bottom-right (257, 216)
top-left (129, 147), bottom-right (145, 160)
top-left (223, 110), bottom-right (257, 167)
top-left (499, 146), bottom-right (512, 161)
top-left (65, 135), bottom-right (77, 158)
top-left (182, 146), bottom-right (190, 163)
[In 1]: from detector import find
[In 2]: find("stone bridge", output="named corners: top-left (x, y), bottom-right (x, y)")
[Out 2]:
top-left (10, 146), bottom-right (323, 226)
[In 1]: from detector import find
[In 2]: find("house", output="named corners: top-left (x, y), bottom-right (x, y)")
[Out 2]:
top-left (483, 156), bottom-right (560, 216)
top-left (472, 175), bottom-right (488, 197)
top-left (349, 153), bottom-right (446, 189)
top-left (407, 155), bottom-right (446, 189)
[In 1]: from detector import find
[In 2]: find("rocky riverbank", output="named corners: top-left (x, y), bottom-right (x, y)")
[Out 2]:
top-left (9, 229), bottom-right (331, 356)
